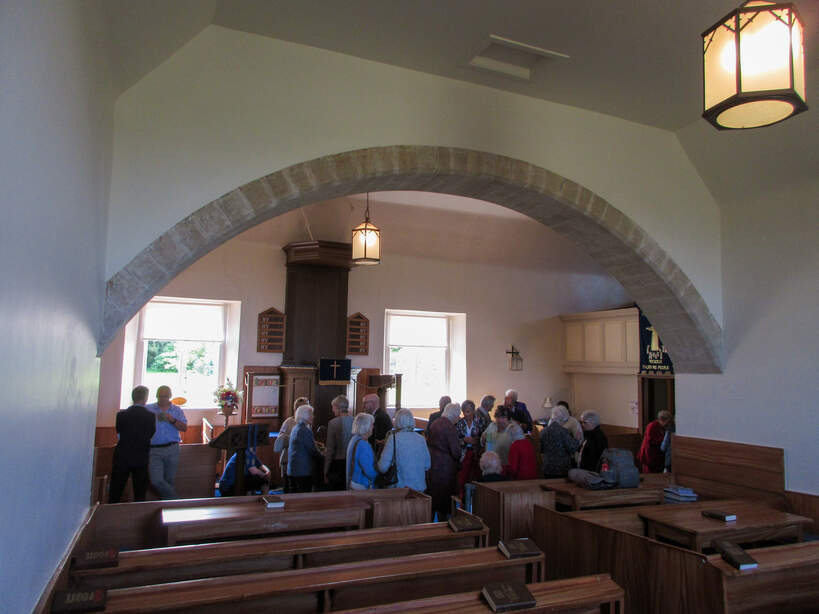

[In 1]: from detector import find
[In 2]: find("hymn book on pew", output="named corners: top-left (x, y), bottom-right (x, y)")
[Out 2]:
top-left (51, 589), bottom-right (106, 613)
top-left (448, 510), bottom-right (484, 532)
top-left (702, 510), bottom-right (737, 522)
top-left (713, 540), bottom-right (758, 570)
top-left (71, 549), bottom-right (118, 570)
top-left (260, 495), bottom-right (285, 509)
top-left (497, 538), bottom-right (541, 559)
top-left (481, 581), bottom-right (536, 612)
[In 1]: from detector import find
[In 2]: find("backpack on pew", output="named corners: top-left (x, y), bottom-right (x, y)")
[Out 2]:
top-left (598, 448), bottom-right (640, 488)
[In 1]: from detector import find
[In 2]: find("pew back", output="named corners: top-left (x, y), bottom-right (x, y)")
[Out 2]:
top-left (472, 480), bottom-right (556, 545)
top-left (102, 547), bottom-right (544, 613)
top-left (673, 436), bottom-right (786, 509)
top-left (72, 522), bottom-right (488, 590)
top-left (76, 489), bottom-right (429, 552)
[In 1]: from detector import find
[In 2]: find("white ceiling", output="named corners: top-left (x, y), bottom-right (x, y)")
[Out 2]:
top-left (99, 1), bottom-right (818, 213)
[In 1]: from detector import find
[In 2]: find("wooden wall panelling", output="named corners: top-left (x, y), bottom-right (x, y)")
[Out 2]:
top-left (673, 436), bottom-right (786, 508)
top-left (95, 426), bottom-right (118, 447)
top-left (561, 307), bottom-right (639, 375)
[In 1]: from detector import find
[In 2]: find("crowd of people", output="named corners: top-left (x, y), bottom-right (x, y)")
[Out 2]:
top-left (112, 383), bottom-right (671, 515)
top-left (275, 389), bottom-right (617, 521)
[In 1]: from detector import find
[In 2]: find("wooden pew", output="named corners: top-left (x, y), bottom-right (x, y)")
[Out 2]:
top-left (672, 436), bottom-right (787, 510)
top-left (532, 503), bottom-right (719, 613)
top-left (99, 547), bottom-right (545, 613)
top-left (532, 503), bottom-right (819, 613)
top-left (333, 574), bottom-right (624, 613)
top-left (542, 477), bottom-right (665, 511)
top-left (76, 489), bottom-right (428, 552)
top-left (705, 541), bottom-right (819, 614)
top-left (72, 520), bottom-right (488, 590)
top-left (471, 479), bottom-right (556, 545)
top-left (160, 495), bottom-right (370, 546)
top-left (350, 488), bottom-right (431, 526)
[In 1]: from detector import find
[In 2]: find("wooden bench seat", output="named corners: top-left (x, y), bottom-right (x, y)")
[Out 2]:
top-left (333, 574), bottom-right (624, 613)
top-left (100, 547), bottom-right (545, 613)
top-left (73, 520), bottom-right (488, 590)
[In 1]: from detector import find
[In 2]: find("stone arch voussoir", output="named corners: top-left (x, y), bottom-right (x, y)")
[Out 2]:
top-left (102, 145), bottom-right (723, 373)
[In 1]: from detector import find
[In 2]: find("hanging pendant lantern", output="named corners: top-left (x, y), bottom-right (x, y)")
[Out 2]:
top-left (351, 193), bottom-right (381, 265)
top-left (702, 0), bottom-right (807, 130)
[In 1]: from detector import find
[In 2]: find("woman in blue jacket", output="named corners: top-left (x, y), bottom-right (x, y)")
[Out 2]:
top-left (346, 413), bottom-right (378, 490)
top-left (287, 404), bottom-right (323, 492)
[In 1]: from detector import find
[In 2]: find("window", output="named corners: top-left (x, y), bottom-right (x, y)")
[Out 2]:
top-left (122, 298), bottom-right (240, 409)
top-left (384, 310), bottom-right (466, 409)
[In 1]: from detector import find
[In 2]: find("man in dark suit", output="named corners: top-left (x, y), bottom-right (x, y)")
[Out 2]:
top-left (109, 386), bottom-right (156, 503)
top-left (504, 389), bottom-right (533, 433)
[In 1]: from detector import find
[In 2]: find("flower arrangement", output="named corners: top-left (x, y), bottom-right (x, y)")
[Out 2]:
top-left (214, 380), bottom-right (242, 415)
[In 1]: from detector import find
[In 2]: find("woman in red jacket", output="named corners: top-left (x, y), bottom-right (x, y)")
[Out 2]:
top-left (504, 423), bottom-right (538, 480)
top-left (637, 410), bottom-right (672, 473)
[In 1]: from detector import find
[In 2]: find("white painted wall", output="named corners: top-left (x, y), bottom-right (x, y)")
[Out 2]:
top-left (676, 177), bottom-right (819, 494)
top-left (0, 3), bottom-right (112, 612)
top-left (571, 374), bottom-right (638, 428)
top-left (97, 199), bottom-right (631, 429)
top-left (106, 25), bottom-right (723, 325)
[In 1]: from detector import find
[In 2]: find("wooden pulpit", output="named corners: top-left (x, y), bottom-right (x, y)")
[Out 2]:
top-left (209, 424), bottom-right (270, 496)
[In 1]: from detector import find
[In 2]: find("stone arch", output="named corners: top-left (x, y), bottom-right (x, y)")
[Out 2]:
top-left (102, 146), bottom-right (722, 372)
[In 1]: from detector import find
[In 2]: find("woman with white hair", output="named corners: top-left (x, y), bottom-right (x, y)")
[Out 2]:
top-left (478, 451), bottom-right (508, 482)
top-left (377, 409), bottom-right (430, 492)
top-left (540, 405), bottom-right (581, 478)
top-left (346, 413), bottom-right (378, 489)
top-left (504, 423), bottom-right (538, 480)
top-left (273, 417), bottom-right (296, 493)
top-left (579, 410), bottom-right (608, 471)
top-left (427, 402), bottom-right (461, 520)
top-left (287, 405), bottom-right (323, 493)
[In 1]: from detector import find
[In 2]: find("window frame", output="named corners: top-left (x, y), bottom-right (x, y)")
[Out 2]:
top-left (383, 310), bottom-right (454, 410)
top-left (129, 297), bottom-right (233, 410)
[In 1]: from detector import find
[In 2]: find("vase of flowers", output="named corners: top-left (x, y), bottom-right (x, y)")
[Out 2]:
top-left (214, 380), bottom-right (242, 427)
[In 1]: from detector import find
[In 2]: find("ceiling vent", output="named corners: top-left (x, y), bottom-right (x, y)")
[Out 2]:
top-left (468, 34), bottom-right (569, 81)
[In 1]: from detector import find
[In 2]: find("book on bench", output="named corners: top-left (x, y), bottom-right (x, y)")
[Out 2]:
top-left (448, 511), bottom-right (484, 532)
top-left (51, 589), bottom-right (107, 613)
top-left (481, 581), bottom-right (537, 612)
top-left (497, 538), bottom-right (541, 559)
top-left (713, 540), bottom-right (758, 570)
top-left (702, 509), bottom-right (737, 522)
top-left (260, 495), bottom-right (285, 509)
top-left (71, 548), bottom-right (118, 570)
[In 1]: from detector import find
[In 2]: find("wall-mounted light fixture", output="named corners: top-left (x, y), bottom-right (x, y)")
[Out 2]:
top-left (702, 0), bottom-right (807, 130)
top-left (506, 345), bottom-right (523, 371)
top-left (351, 193), bottom-right (381, 265)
